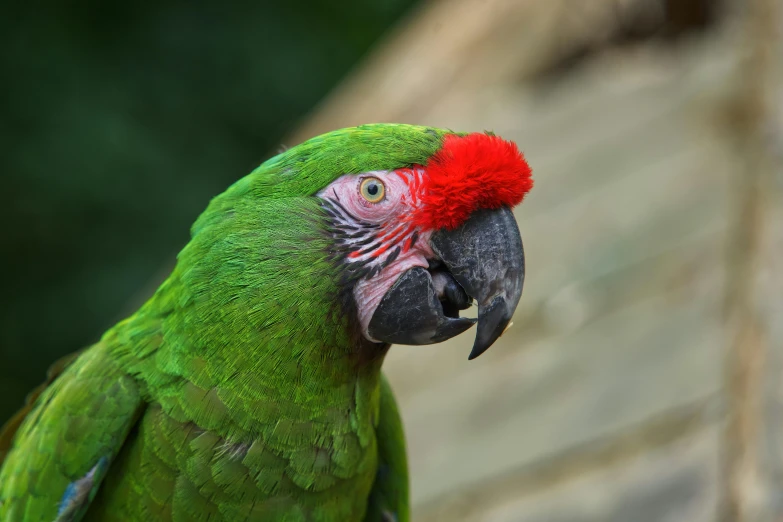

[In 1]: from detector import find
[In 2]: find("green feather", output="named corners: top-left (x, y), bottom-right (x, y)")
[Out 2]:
top-left (0, 124), bottom-right (459, 521)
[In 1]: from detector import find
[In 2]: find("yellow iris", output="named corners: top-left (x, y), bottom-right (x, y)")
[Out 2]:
top-left (360, 177), bottom-right (385, 203)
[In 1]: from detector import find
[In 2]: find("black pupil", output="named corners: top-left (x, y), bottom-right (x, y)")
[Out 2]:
top-left (367, 183), bottom-right (379, 196)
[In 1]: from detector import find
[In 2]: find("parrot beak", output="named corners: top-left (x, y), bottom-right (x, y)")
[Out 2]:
top-left (367, 207), bottom-right (525, 359)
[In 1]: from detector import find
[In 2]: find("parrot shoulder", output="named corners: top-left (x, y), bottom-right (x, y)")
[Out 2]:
top-left (0, 344), bottom-right (144, 521)
top-left (0, 350), bottom-right (81, 464)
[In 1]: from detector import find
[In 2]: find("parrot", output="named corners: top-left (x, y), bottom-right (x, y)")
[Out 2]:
top-left (0, 123), bottom-right (533, 522)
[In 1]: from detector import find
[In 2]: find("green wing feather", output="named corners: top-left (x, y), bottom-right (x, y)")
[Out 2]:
top-left (364, 375), bottom-right (409, 522)
top-left (0, 344), bottom-right (144, 521)
top-left (0, 351), bottom-right (80, 465)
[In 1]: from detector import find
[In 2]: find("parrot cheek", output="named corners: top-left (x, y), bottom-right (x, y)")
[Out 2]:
top-left (352, 248), bottom-right (433, 341)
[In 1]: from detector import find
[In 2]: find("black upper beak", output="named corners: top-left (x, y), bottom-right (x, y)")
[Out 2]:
top-left (367, 207), bottom-right (525, 359)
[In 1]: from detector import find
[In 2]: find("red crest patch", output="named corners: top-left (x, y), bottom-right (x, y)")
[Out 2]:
top-left (413, 133), bottom-right (533, 230)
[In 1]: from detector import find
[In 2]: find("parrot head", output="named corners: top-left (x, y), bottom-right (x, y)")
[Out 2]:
top-left (193, 124), bottom-right (532, 360)
top-left (314, 126), bottom-right (532, 360)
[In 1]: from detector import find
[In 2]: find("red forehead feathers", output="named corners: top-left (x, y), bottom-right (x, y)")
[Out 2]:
top-left (413, 132), bottom-right (533, 230)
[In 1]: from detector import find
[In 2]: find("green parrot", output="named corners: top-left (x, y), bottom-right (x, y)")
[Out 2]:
top-left (0, 124), bottom-right (533, 522)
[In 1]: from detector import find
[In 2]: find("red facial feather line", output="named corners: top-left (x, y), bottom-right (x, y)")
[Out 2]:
top-left (319, 171), bottom-right (425, 281)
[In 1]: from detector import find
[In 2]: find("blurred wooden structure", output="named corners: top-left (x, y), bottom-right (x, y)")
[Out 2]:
top-left (292, 1), bottom-right (783, 520)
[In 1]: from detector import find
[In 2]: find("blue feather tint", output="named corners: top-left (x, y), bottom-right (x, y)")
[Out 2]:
top-left (56, 456), bottom-right (108, 520)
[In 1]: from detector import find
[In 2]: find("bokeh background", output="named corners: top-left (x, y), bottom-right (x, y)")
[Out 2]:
top-left (2, 1), bottom-right (782, 520)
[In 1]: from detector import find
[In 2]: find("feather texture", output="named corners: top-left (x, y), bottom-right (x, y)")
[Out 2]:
top-left (0, 124), bottom-right (458, 521)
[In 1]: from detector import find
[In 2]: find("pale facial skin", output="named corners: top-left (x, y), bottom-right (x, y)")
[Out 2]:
top-left (318, 169), bottom-right (436, 340)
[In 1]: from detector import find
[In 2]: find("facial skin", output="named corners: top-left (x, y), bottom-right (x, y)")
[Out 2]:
top-left (318, 168), bottom-right (436, 340)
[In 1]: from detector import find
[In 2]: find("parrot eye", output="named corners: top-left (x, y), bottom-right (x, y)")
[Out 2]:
top-left (359, 177), bottom-right (385, 203)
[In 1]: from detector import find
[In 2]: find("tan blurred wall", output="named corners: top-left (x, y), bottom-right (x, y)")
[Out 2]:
top-left (291, 1), bottom-right (783, 521)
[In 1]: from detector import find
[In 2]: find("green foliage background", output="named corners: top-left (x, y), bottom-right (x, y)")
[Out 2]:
top-left (0, 1), bottom-right (417, 422)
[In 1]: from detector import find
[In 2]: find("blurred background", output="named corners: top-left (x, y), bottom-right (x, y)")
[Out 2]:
top-left (1, 0), bottom-right (782, 520)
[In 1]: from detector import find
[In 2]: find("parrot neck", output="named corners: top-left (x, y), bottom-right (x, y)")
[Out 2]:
top-left (108, 197), bottom-right (388, 441)
top-left (111, 271), bottom-right (388, 441)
